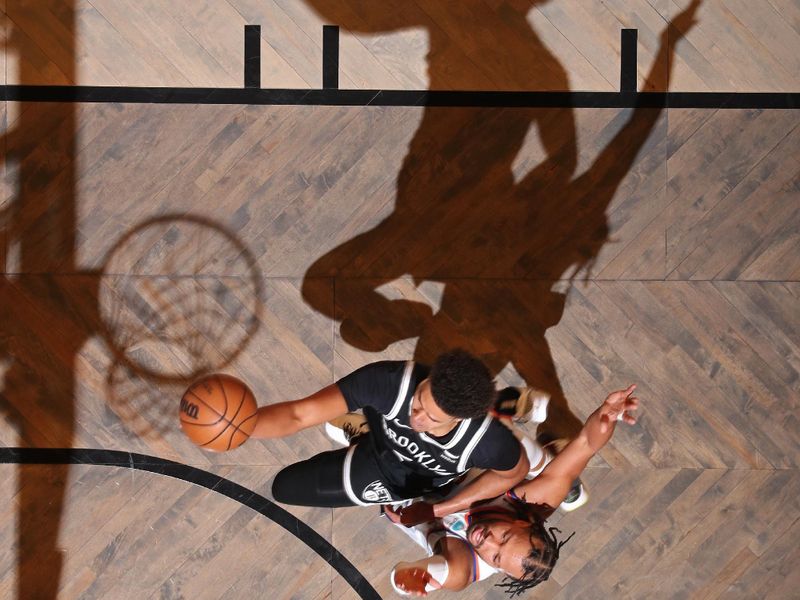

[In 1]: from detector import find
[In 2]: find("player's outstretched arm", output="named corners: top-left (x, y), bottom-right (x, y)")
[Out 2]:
top-left (511, 385), bottom-right (639, 508)
top-left (250, 383), bottom-right (349, 439)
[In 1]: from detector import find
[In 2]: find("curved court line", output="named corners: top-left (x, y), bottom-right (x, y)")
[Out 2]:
top-left (0, 447), bottom-right (381, 600)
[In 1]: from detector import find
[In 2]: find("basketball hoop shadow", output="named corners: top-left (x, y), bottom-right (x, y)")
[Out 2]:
top-left (96, 214), bottom-right (263, 440)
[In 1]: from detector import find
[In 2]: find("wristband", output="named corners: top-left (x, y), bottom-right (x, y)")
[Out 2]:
top-left (389, 556), bottom-right (449, 596)
top-left (399, 501), bottom-right (435, 526)
top-left (425, 555), bottom-right (449, 592)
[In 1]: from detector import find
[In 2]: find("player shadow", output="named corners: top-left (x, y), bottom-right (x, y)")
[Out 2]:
top-left (301, 0), bottom-right (698, 440)
top-left (0, 7), bottom-right (262, 598)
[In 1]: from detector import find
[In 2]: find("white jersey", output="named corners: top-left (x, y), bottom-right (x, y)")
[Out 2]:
top-left (393, 496), bottom-right (521, 583)
top-left (389, 422), bottom-right (552, 588)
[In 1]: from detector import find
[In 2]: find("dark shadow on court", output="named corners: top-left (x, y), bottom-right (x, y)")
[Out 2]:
top-left (302, 0), bottom-right (701, 441)
top-left (0, 5), bottom-right (261, 598)
top-left (0, 4), bottom-right (81, 596)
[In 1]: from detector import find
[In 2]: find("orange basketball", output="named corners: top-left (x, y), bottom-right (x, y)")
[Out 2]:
top-left (179, 374), bottom-right (258, 451)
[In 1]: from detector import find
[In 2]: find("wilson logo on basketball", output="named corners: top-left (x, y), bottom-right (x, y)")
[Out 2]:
top-left (180, 398), bottom-right (199, 419)
top-left (180, 375), bottom-right (258, 452)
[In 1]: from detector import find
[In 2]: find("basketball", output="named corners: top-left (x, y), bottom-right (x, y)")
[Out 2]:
top-left (179, 374), bottom-right (258, 451)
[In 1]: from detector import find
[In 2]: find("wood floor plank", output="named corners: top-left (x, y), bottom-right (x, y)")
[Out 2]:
top-left (728, 514), bottom-right (800, 599)
top-left (666, 109), bottom-right (800, 280)
top-left (671, 0), bottom-right (800, 92)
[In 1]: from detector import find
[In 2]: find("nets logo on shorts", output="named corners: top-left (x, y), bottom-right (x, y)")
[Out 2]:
top-left (362, 480), bottom-right (393, 503)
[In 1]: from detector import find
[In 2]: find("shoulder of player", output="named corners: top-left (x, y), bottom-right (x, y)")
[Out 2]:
top-left (480, 416), bottom-right (519, 441)
top-left (343, 360), bottom-right (412, 387)
top-left (373, 359), bottom-right (411, 373)
top-left (376, 359), bottom-right (426, 387)
top-left (467, 418), bottom-right (524, 469)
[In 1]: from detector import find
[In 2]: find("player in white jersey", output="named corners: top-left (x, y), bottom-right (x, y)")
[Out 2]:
top-left (389, 494), bottom-right (544, 593)
top-left (386, 383), bottom-right (639, 596)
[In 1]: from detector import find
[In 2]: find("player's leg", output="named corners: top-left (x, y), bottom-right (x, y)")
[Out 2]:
top-left (272, 442), bottom-right (408, 507)
top-left (494, 386), bottom-right (551, 477)
top-left (271, 447), bottom-right (356, 507)
top-left (342, 443), bottom-right (407, 505)
top-left (493, 386), bottom-right (550, 425)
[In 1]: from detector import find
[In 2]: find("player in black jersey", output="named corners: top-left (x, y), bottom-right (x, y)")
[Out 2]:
top-left (252, 349), bottom-right (530, 517)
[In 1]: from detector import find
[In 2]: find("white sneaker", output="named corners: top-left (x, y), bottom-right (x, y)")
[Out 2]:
top-left (560, 479), bottom-right (589, 512)
top-left (514, 388), bottom-right (550, 424)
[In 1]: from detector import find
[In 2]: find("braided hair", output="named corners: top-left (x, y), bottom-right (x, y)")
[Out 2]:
top-left (494, 504), bottom-right (575, 597)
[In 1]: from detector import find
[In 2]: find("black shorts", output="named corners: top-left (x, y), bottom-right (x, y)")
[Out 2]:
top-left (271, 442), bottom-right (410, 507)
top-left (342, 442), bottom-right (408, 504)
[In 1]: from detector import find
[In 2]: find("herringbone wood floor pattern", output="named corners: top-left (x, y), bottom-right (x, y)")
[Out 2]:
top-left (1, 1), bottom-right (798, 599)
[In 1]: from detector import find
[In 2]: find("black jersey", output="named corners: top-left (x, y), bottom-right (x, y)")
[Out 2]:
top-left (337, 360), bottom-right (521, 497)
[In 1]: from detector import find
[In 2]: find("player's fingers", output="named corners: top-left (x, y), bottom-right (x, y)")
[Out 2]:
top-left (605, 391), bottom-right (623, 405)
top-left (384, 506), bottom-right (401, 524)
top-left (607, 384), bottom-right (636, 404)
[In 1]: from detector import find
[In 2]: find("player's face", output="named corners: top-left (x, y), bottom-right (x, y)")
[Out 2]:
top-left (467, 515), bottom-right (539, 580)
top-left (410, 379), bottom-right (458, 433)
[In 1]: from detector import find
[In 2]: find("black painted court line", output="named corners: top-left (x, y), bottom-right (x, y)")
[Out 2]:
top-left (244, 25), bottom-right (261, 89)
top-left (0, 447), bottom-right (381, 600)
top-left (322, 25), bottom-right (339, 90)
top-left (7, 24), bottom-right (794, 109)
top-left (620, 29), bottom-right (638, 93)
top-left (2, 85), bottom-right (798, 108)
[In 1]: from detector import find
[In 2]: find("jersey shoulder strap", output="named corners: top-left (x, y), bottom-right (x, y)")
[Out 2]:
top-left (385, 361), bottom-right (415, 420)
top-left (456, 415), bottom-right (494, 472)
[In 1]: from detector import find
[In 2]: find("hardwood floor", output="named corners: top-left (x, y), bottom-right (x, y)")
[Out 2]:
top-left (1, 1), bottom-right (798, 598)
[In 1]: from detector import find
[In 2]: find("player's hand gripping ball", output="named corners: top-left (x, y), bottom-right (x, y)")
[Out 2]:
top-left (180, 374), bottom-right (258, 451)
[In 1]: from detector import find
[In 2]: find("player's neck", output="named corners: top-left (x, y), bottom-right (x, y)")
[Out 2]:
top-left (427, 420), bottom-right (460, 438)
